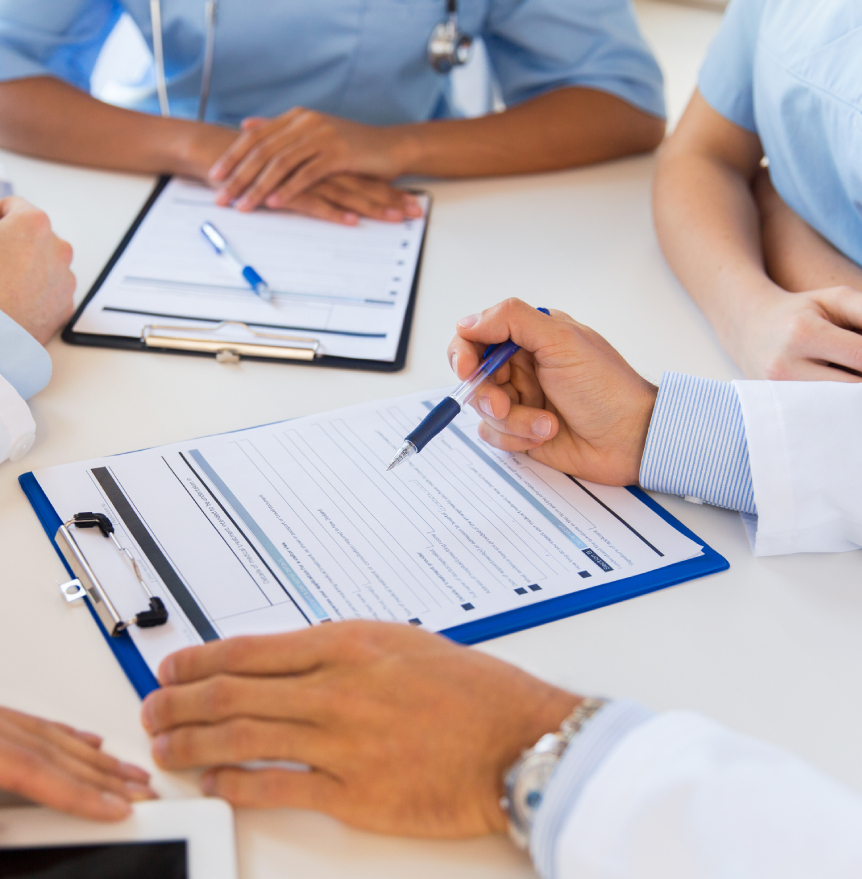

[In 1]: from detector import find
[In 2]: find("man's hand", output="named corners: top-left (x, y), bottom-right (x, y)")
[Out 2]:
top-left (207, 111), bottom-right (422, 217)
top-left (447, 299), bottom-right (658, 485)
top-left (0, 197), bottom-right (75, 344)
top-left (142, 621), bottom-right (577, 838)
top-left (0, 705), bottom-right (155, 820)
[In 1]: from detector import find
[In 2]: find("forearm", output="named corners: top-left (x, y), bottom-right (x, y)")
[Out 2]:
top-left (393, 88), bottom-right (665, 179)
top-left (757, 171), bottom-right (862, 292)
top-left (653, 145), bottom-right (782, 363)
top-left (0, 77), bottom-right (235, 179)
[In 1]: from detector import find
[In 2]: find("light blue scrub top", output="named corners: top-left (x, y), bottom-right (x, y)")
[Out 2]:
top-left (699, 0), bottom-right (862, 267)
top-left (0, 0), bottom-right (664, 127)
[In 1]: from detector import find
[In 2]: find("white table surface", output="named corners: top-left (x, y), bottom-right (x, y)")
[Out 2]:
top-left (2, 3), bottom-right (861, 877)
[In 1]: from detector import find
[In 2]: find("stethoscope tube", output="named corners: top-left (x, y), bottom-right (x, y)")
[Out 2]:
top-left (150, 0), bottom-right (470, 121)
top-left (150, 0), bottom-right (217, 121)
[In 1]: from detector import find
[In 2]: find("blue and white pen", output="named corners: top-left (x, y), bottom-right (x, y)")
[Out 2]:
top-left (386, 307), bottom-right (551, 471)
top-left (201, 221), bottom-right (272, 301)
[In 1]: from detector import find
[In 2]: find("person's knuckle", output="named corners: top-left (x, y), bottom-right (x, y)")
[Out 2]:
top-left (57, 239), bottom-right (73, 265)
top-left (204, 676), bottom-right (238, 717)
top-left (222, 637), bottom-right (252, 669)
top-left (763, 357), bottom-right (791, 381)
top-left (5, 750), bottom-right (42, 794)
top-left (786, 312), bottom-right (815, 346)
top-left (223, 718), bottom-right (255, 756)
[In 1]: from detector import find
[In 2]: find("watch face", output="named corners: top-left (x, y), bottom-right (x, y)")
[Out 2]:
top-left (511, 752), bottom-right (559, 825)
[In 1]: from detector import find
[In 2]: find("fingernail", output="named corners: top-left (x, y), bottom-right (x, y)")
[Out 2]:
top-left (152, 735), bottom-right (169, 762)
top-left (214, 191), bottom-right (230, 206)
top-left (532, 415), bottom-right (552, 438)
top-left (236, 198), bottom-right (252, 212)
top-left (140, 699), bottom-right (154, 732)
top-left (405, 202), bottom-right (423, 217)
top-left (384, 208), bottom-right (402, 220)
top-left (343, 212), bottom-right (359, 225)
top-left (201, 773), bottom-right (216, 796)
top-left (210, 162), bottom-right (226, 180)
top-left (119, 761), bottom-right (150, 782)
top-left (125, 782), bottom-right (157, 801)
top-left (159, 656), bottom-right (176, 685)
top-left (458, 313), bottom-right (480, 329)
top-left (450, 352), bottom-right (458, 374)
top-left (479, 396), bottom-right (494, 418)
top-left (265, 195), bottom-right (280, 208)
top-left (101, 792), bottom-right (132, 815)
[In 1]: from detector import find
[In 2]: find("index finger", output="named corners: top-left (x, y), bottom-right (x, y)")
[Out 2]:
top-left (160, 624), bottom-right (357, 685)
top-left (208, 109), bottom-right (303, 182)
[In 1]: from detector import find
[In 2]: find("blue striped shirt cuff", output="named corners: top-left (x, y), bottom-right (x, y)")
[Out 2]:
top-left (639, 372), bottom-right (756, 515)
top-left (530, 699), bottom-right (654, 879)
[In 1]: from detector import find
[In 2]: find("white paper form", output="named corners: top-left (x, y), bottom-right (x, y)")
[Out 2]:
top-left (33, 391), bottom-right (702, 677)
top-left (71, 178), bottom-right (429, 362)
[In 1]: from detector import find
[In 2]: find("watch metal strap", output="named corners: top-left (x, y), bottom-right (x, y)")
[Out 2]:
top-left (502, 696), bottom-right (607, 850)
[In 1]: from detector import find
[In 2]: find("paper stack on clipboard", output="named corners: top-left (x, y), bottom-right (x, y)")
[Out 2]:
top-left (64, 177), bottom-right (430, 371)
top-left (21, 390), bottom-right (728, 698)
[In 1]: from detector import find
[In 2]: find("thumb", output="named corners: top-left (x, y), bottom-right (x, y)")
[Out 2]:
top-left (0, 195), bottom-right (28, 219)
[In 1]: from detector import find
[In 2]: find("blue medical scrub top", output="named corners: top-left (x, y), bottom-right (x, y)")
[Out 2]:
top-left (699, 0), bottom-right (862, 267)
top-left (0, 0), bottom-right (664, 127)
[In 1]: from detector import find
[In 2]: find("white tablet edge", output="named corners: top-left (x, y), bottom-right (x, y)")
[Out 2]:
top-left (0, 798), bottom-right (236, 879)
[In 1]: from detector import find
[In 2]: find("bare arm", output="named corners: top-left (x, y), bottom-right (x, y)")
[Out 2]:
top-left (396, 87), bottom-right (664, 178)
top-left (654, 90), bottom-right (862, 381)
top-left (0, 77), bottom-right (661, 223)
top-left (202, 87), bottom-right (665, 210)
top-left (653, 90), bottom-right (768, 365)
top-left (0, 77), bottom-right (234, 178)
top-left (755, 169), bottom-right (862, 292)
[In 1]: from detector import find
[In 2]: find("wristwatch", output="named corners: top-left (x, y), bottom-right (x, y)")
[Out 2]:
top-left (501, 697), bottom-right (606, 850)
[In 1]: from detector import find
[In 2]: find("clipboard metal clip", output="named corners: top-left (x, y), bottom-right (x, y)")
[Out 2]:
top-left (56, 513), bottom-right (169, 637)
top-left (141, 321), bottom-right (321, 363)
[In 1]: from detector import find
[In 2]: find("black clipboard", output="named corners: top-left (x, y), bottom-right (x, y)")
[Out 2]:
top-left (63, 176), bottom-right (429, 373)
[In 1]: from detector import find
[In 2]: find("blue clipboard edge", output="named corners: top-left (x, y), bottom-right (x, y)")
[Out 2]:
top-left (19, 471), bottom-right (160, 699)
top-left (20, 474), bottom-right (727, 697)
top-left (440, 486), bottom-right (729, 645)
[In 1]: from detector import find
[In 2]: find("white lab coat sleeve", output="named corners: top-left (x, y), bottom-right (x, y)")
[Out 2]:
top-left (0, 371), bottom-right (36, 464)
top-left (733, 381), bottom-right (862, 555)
top-left (550, 710), bottom-right (862, 879)
top-left (0, 310), bottom-right (51, 465)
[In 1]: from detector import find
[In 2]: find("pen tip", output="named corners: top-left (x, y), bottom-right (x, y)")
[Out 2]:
top-left (385, 441), bottom-right (417, 473)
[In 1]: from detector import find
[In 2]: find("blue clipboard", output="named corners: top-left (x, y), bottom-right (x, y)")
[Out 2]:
top-left (20, 471), bottom-right (728, 700)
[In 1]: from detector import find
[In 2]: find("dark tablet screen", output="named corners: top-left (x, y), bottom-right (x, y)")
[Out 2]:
top-left (0, 840), bottom-right (186, 878)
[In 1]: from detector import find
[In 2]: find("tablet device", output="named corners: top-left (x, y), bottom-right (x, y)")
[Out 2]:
top-left (0, 799), bottom-right (236, 879)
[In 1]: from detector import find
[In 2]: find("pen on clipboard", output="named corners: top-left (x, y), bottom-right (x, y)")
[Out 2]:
top-left (201, 221), bottom-right (273, 301)
top-left (386, 306), bottom-right (551, 471)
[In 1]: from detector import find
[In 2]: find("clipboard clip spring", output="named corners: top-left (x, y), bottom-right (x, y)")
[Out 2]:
top-left (56, 513), bottom-right (169, 636)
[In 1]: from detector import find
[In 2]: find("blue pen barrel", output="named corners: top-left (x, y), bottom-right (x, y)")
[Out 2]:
top-left (242, 266), bottom-right (265, 288)
top-left (406, 397), bottom-right (461, 452)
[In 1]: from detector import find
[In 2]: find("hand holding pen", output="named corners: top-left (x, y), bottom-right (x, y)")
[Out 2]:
top-left (391, 299), bottom-right (659, 487)
top-left (387, 306), bottom-right (550, 470)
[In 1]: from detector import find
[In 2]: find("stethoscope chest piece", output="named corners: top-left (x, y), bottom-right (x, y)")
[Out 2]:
top-left (428, 3), bottom-right (473, 74)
